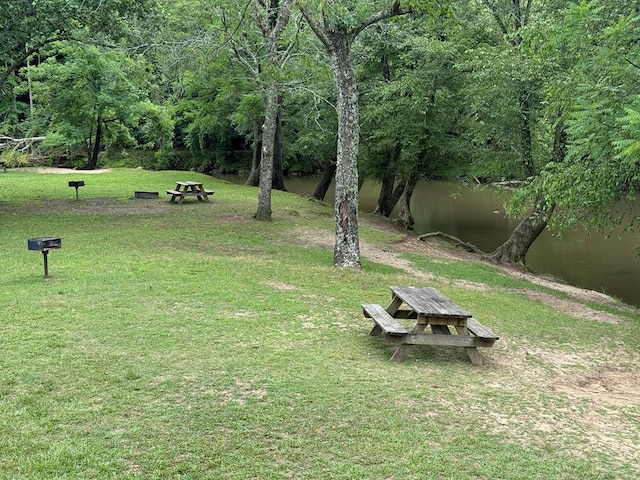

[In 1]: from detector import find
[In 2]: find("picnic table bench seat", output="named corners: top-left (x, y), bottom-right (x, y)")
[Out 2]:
top-left (363, 303), bottom-right (408, 336)
top-left (466, 318), bottom-right (499, 342)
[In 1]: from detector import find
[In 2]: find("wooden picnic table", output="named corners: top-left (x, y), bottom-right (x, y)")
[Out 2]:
top-left (363, 286), bottom-right (498, 365)
top-left (167, 181), bottom-right (214, 204)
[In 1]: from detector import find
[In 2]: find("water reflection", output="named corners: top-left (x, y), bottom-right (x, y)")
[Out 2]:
top-left (218, 174), bottom-right (640, 307)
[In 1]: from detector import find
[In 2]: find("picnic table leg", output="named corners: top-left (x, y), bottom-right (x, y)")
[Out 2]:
top-left (411, 318), bottom-right (428, 334)
top-left (197, 188), bottom-right (209, 202)
top-left (390, 345), bottom-right (410, 362)
top-left (385, 295), bottom-right (403, 316)
top-left (454, 325), bottom-right (483, 366)
top-left (390, 315), bottom-right (428, 362)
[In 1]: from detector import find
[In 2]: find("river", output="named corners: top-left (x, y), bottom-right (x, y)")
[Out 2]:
top-left (219, 174), bottom-right (640, 307)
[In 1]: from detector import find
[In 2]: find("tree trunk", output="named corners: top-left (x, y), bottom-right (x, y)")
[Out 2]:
top-left (312, 160), bottom-right (336, 201)
top-left (245, 124), bottom-right (261, 186)
top-left (255, 83), bottom-right (279, 221)
top-left (490, 115), bottom-right (566, 264)
top-left (373, 144), bottom-right (403, 216)
top-left (489, 195), bottom-right (553, 264)
top-left (272, 103), bottom-right (287, 191)
top-left (248, 0), bottom-right (293, 199)
top-left (87, 116), bottom-right (102, 170)
top-left (374, 169), bottom-right (395, 216)
top-left (330, 36), bottom-right (361, 268)
top-left (396, 167), bottom-right (419, 229)
top-left (519, 91), bottom-right (535, 177)
top-left (300, 3), bottom-right (412, 267)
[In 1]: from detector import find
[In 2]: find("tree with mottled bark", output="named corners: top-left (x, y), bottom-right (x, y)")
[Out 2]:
top-left (300, 0), bottom-right (413, 267)
top-left (251, 0), bottom-right (296, 221)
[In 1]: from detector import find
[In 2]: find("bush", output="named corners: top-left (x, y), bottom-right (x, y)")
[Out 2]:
top-left (0, 150), bottom-right (30, 167)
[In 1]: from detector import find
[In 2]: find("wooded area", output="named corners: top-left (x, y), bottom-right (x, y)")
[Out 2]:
top-left (1, 0), bottom-right (639, 268)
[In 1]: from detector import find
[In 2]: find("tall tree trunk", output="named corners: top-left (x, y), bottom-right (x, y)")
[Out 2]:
top-left (250, 0), bottom-right (293, 214)
top-left (300, 2), bottom-right (412, 268)
top-left (330, 36), bottom-right (361, 268)
top-left (520, 91), bottom-right (534, 177)
top-left (373, 143), bottom-right (403, 216)
top-left (312, 160), bottom-right (336, 201)
top-left (489, 195), bottom-right (553, 264)
top-left (255, 83), bottom-right (279, 221)
top-left (245, 124), bottom-right (261, 186)
top-left (87, 116), bottom-right (102, 170)
top-left (272, 103), bottom-right (287, 191)
top-left (396, 167), bottom-right (419, 229)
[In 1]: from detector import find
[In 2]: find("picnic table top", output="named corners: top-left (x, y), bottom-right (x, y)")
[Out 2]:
top-left (390, 286), bottom-right (472, 319)
top-left (176, 180), bottom-right (202, 186)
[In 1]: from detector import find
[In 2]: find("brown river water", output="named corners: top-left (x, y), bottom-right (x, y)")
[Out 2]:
top-left (219, 175), bottom-right (640, 307)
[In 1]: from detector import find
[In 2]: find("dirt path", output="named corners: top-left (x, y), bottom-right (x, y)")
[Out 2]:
top-left (23, 167), bottom-right (113, 174)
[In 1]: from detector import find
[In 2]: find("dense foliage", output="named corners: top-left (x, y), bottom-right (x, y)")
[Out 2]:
top-left (1, 0), bottom-right (638, 241)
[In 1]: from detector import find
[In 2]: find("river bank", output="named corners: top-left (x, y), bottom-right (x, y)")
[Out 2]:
top-left (354, 213), bottom-right (637, 320)
top-left (217, 173), bottom-right (640, 307)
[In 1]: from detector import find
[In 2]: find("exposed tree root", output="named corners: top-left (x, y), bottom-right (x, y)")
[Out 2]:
top-left (418, 231), bottom-right (487, 255)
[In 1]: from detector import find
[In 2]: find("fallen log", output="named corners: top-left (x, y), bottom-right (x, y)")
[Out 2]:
top-left (0, 136), bottom-right (46, 153)
top-left (417, 231), bottom-right (486, 255)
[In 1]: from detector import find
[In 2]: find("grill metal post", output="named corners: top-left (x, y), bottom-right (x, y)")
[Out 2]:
top-left (43, 249), bottom-right (50, 278)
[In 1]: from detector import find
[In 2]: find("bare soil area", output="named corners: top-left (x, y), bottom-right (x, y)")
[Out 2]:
top-left (25, 167), bottom-right (113, 174)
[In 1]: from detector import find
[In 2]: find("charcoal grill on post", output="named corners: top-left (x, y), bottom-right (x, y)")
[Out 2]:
top-left (28, 237), bottom-right (62, 278)
top-left (68, 180), bottom-right (85, 199)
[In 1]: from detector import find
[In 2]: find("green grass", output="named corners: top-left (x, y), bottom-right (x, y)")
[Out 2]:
top-left (1, 168), bottom-right (639, 479)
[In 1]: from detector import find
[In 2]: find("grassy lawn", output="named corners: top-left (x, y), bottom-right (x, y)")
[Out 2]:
top-left (1, 168), bottom-right (639, 479)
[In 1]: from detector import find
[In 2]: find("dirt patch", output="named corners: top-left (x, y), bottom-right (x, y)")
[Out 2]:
top-left (553, 367), bottom-right (640, 406)
top-left (23, 167), bottom-right (112, 174)
top-left (518, 290), bottom-right (625, 324)
top-left (9, 197), bottom-right (174, 215)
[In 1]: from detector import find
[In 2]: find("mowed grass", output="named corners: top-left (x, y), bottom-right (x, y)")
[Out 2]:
top-left (1, 168), bottom-right (639, 479)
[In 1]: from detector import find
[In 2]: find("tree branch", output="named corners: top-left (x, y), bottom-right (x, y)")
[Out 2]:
top-left (353, 1), bottom-right (413, 37)
top-left (299, 8), bottom-right (331, 51)
top-left (481, 0), bottom-right (509, 36)
top-left (0, 136), bottom-right (46, 153)
top-left (0, 36), bottom-right (63, 93)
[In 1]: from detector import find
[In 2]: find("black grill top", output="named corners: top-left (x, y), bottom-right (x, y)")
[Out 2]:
top-left (28, 237), bottom-right (62, 251)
